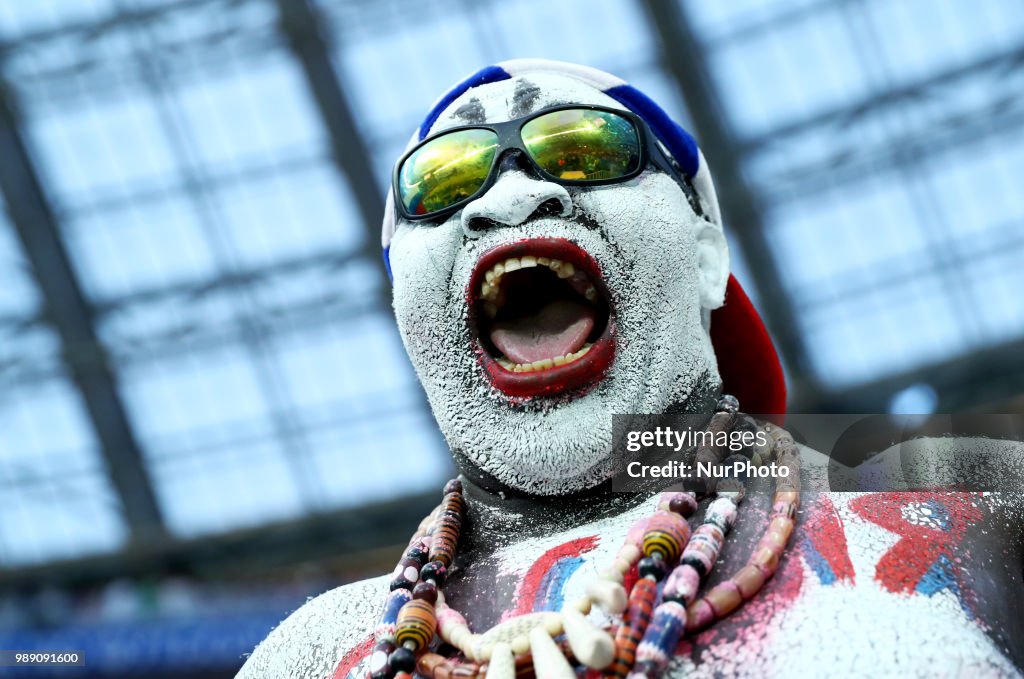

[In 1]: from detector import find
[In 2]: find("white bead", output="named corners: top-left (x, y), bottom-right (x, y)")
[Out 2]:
top-left (573, 597), bottom-right (592, 614)
top-left (586, 579), bottom-right (627, 614)
top-left (528, 626), bottom-right (576, 679)
top-left (485, 642), bottom-right (515, 679)
top-left (562, 607), bottom-right (615, 669)
top-left (543, 616), bottom-right (563, 636)
top-left (599, 568), bottom-right (624, 583)
top-left (511, 635), bottom-right (530, 655)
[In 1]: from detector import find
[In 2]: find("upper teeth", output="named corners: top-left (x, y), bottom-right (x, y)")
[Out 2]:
top-left (480, 257), bottom-right (576, 301)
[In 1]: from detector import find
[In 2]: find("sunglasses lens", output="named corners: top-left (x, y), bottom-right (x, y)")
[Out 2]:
top-left (398, 129), bottom-right (499, 216)
top-left (522, 109), bottom-right (641, 181)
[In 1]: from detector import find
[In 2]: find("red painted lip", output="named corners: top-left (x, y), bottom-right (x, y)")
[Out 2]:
top-left (467, 237), bottom-right (616, 400)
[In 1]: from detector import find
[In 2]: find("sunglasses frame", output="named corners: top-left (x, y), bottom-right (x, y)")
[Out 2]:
top-left (392, 104), bottom-right (703, 222)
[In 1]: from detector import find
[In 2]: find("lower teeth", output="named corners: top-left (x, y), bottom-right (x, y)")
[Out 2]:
top-left (496, 343), bottom-right (593, 373)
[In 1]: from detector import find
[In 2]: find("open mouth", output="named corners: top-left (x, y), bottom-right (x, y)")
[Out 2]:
top-left (468, 237), bottom-right (616, 399)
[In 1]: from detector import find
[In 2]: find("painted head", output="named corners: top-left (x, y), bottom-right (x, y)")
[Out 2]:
top-left (383, 59), bottom-right (783, 496)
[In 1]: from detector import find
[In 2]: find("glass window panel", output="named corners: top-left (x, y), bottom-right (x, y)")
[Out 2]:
top-left (865, 0), bottom-right (1024, 87)
top-left (149, 440), bottom-right (305, 537)
top-left (175, 57), bottom-right (326, 168)
top-left (710, 5), bottom-right (870, 136)
top-left (309, 412), bottom-right (450, 509)
top-left (119, 344), bottom-right (274, 454)
top-left (804, 273), bottom-right (967, 387)
top-left (27, 91), bottom-right (178, 200)
top-left (215, 165), bottom-right (365, 267)
top-left (63, 195), bottom-right (219, 301)
top-left (0, 471), bottom-right (126, 566)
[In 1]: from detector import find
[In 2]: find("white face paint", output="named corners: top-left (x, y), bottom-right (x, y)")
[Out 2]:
top-left (389, 73), bottom-right (729, 495)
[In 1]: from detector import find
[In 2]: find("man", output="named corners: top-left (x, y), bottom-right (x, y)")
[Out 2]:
top-left (239, 60), bottom-right (1024, 678)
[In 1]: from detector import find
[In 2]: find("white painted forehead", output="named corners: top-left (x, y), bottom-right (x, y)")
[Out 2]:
top-left (429, 73), bottom-right (627, 134)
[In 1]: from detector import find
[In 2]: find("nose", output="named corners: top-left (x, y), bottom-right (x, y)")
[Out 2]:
top-left (461, 153), bottom-right (572, 237)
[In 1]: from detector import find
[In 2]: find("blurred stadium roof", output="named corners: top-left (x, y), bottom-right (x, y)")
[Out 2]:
top-left (0, 0), bottom-right (1022, 577)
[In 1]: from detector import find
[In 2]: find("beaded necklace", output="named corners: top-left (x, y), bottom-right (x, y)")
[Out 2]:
top-left (368, 396), bottom-right (801, 679)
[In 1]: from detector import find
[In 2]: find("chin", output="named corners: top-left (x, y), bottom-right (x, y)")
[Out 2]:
top-left (390, 174), bottom-right (719, 495)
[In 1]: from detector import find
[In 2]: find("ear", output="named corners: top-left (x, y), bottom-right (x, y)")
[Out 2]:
top-left (695, 221), bottom-right (729, 310)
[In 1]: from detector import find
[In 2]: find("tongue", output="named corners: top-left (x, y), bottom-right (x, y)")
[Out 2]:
top-left (490, 299), bottom-right (596, 364)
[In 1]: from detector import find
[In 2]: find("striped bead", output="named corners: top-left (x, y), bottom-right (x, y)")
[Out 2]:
top-left (635, 601), bottom-right (687, 673)
top-left (605, 577), bottom-right (658, 678)
top-left (641, 510), bottom-right (691, 564)
top-left (376, 588), bottom-right (413, 643)
top-left (396, 599), bottom-right (437, 652)
top-left (429, 492), bottom-right (465, 567)
top-left (679, 523), bottom-right (724, 576)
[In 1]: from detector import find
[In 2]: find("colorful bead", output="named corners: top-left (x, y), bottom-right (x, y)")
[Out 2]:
top-left (606, 577), bottom-right (658, 678)
top-left (641, 510), bottom-right (691, 564)
top-left (421, 560), bottom-right (448, 586)
top-left (444, 478), bottom-right (463, 495)
top-left (396, 599), bottom-right (437, 652)
top-left (634, 601), bottom-right (687, 674)
top-left (685, 598), bottom-right (715, 631)
top-left (390, 646), bottom-right (417, 673)
top-left (390, 555), bottom-right (421, 591)
top-left (750, 546), bottom-right (781, 576)
top-left (731, 564), bottom-right (767, 599)
top-left (429, 492), bottom-right (465, 567)
top-left (769, 516), bottom-right (795, 540)
top-left (417, 653), bottom-right (483, 679)
top-left (705, 497), bottom-right (738, 531)
top-left (679, 523), bottom-right (724, 577)
top-left (369, 640), bottom-right (395, 679)
top-left (704, 580), bottom-right (742, 618)
top-left (376, 589), bottom-right (413, 643)
top-left (716, 394), bottom-right (739, 413)
top-left (406, 539), bottom-right (429, 566)
top-left (668, 492), bottom-right (698, 517)
top-left (414, 581), bottom-right (439, 605)
top-left (662, 564), bottom-right (701, 605)
top-left (637, 556), bottom-right (667, 581)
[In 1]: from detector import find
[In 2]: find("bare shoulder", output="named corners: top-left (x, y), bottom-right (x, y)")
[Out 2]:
top-left (237, 574), bottom-right (387, 679)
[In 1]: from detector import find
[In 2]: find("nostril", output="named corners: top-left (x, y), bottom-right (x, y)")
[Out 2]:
top-left (465, 215), bottom-right (502, 233)
top-left (532, 197), bottom-right (568, 219)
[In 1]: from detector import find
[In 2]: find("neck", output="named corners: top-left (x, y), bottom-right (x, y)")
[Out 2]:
top-left (452, 376), bottom-right (721, 561)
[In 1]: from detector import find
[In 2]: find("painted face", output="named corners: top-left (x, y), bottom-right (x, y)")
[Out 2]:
top-left (389, 73), bottom-right (730, 495)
